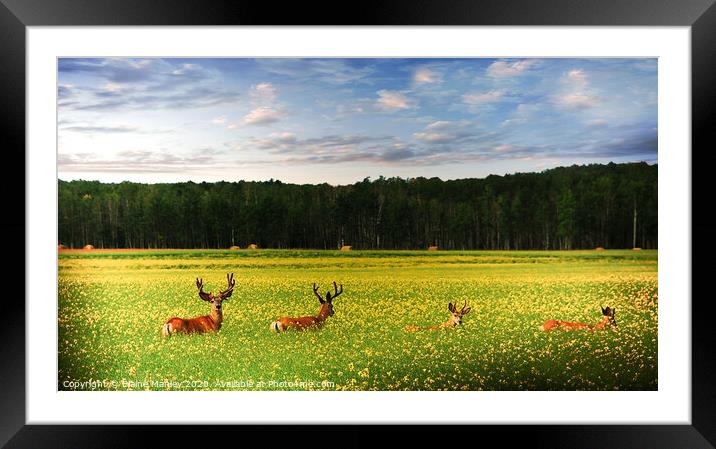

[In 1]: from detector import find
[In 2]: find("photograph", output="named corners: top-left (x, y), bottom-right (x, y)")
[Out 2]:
top-left (56, 57), bottom-right (658, 392)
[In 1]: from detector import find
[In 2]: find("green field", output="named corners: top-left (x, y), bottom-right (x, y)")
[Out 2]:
top-left (58, 249), bottom-right (658, 391)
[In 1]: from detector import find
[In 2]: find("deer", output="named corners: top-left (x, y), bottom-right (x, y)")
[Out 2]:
top-left (539, 306), bottom-right (617, 331)
top-left (404, 300), bottom-right (471, 331)
top-left (270, 281), bottom-right (343, 332)
top-left (161, 273), bottom-right (235, 337)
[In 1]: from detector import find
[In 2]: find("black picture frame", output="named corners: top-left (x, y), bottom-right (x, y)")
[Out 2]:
top-left (2, 0), bottom-right (714, 447)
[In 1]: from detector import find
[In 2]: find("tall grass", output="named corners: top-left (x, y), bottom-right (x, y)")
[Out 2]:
top-left (58, 250), bottom-right (657, 390)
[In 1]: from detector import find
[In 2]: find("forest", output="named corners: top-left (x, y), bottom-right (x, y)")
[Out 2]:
top-left (57, 162), bottom-right (657, 250)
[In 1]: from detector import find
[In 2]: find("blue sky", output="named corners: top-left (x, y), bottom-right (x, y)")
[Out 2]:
top-left (58, 58), bottom-right (657, 185)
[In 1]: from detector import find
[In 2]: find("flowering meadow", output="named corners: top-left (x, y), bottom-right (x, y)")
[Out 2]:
top-left (58, 249), bottom-right (657, 391)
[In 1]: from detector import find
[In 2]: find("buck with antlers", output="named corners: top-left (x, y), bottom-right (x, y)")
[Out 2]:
top-left (270, 282), bottom-right (343, 332)
top-left (404, 301), bottom-right (472, 331)
top-left (539, 306), bottom-right (617, 331)
top-left (161, 273), bottom-right (235, 336)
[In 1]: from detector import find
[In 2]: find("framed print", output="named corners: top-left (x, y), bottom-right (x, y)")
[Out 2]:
top-left (3, 0), bottom-right (715, 447)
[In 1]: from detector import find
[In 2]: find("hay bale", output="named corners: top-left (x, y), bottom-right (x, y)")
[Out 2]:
top-left (247, 244), bottom-right (258, 250)
top-left (428, 245), bottom-right (439, 251)
top-left (83, 244), bottom-right (95, 250)
top-left (229, 245), bottom-right (241, 250)
top-left (632, 247), bottom-right (642, 251)
top-left (58, 244), bottom-right (67, 250)
top-left (340, 245), bottom-right (352, 251)
top-left (595, 246), bottom-right (605, 251)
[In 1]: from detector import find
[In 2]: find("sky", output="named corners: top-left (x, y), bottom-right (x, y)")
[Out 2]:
top-left (57, 58), bottom-right (657, 185)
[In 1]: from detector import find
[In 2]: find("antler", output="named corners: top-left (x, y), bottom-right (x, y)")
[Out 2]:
top-left (460, 300), bottom-right (471, 315)
top-left (196, 278), bottom-right (212, 302)
top-left (331, 281), bottom-right (343, 300)
top-left (219, 272), bottom-right (235, 299)
top-left (313, 283), bottom-right (325, 304)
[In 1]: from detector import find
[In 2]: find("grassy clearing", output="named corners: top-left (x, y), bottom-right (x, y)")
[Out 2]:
top-left (58, 249), bottom-right (657, 391)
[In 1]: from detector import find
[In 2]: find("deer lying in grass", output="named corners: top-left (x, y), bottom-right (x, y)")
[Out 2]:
top-left (539, 306), bottom-right (617, 331)
top-left (270, 282), bottom-right (343, 332)
top-left (161, 273), bottom-right (235, 336)
top-left (404, 301), bottom-right (471, 331)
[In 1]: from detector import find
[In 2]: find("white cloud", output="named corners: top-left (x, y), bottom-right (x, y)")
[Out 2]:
top-left (171, 63), bottom-right (200, 76)
top-left (413, 132), bottom-right (454, 143)
top-left (426, 120), bottom-right (453, 130)
top-left (60, 123), bottom-right (141, 134)
top-left (257, 59), bottom-right (375, 85)
top-left (103, 82), bottom-right (123, 92)
top-left (486, 60), bottom-right (537, 77)
top-left (501, 103), bottom-right (539, 126)
top-left (129, 59), bottom-right (152, 69)
top-left (500, 118), bottom-right (526, 127)
top-left (212, 116), bottom-right (227, 125)
top-left (462, 90), bottom-right (504, 105)
top-left (414, 67), bottom-right (441, 84)
top-left (557, 69), bottom-right (596, 109)
top-left (426, 120), bottom-right (471, 130)
top-left (273, 132), bottom-right (297, 143)
top-left (413, 120), bottom-right (475, 144)
top-left (251, 82), bottom-right (277, 101)
top-left (333, 104), bottom-right (365, 119)
top-left (253, 132), bottom-right (298, 150)
top-left (242, 107), bottom-right (284, 125)
top-left (515, 103), bottom-right (540, 116)
top-left (339, 105), bottom-right (364, 114)
top-left (557, 93), bottom-right (597, 109)
top-left (587, 118), bottom-right (608, 127)
top-left (376, 90), bottom-right (415, 111)
top-left (566, 69), bottom-right (589, 87)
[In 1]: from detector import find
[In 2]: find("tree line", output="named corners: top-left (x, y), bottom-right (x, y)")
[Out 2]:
top-left (58, 162), bottom-right (657, 250)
